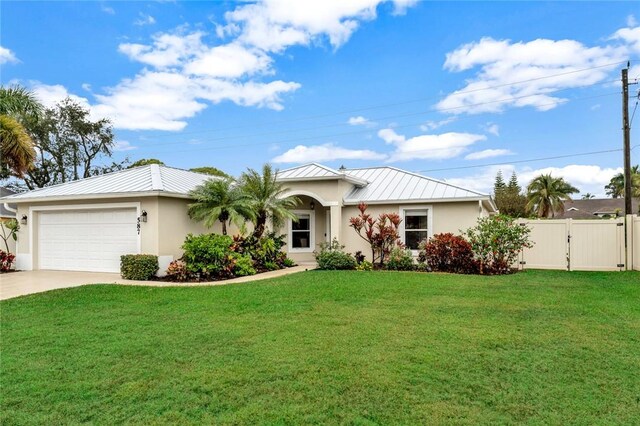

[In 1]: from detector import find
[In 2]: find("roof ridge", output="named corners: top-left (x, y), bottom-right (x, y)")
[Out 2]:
top-left (278, 162), bottom-right (342, 176)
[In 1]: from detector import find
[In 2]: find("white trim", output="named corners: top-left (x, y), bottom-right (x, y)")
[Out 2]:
top-left (280, 190), bottom-right (339, 207)
top-left (28, 202), bottom-right (142, 271)
top-left (344, 197), bottom-right (490, 206)
top-left (399, 205), bottom-right (433, 253)
top-left (1, 191), bottom-right (192, 204)
top-left (287, 209), bottom-right (316, 253)
top-left (325, 210), bottom-right (331, 243)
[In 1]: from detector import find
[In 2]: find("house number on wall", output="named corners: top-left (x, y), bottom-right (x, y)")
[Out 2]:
top-left (137, 217), bottom-right (141, 235)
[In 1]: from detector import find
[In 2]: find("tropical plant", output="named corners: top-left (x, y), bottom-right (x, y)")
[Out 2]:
top-left (0, 250), bottom-right (16, 273)
top-left (349, 202), bottom-right (403, 266)
top-left (314, 239), bottom-right (356, 270)
top-left (604, 166), bottom-right (640, 198)
top-left (418, 233), bottom-right (477, 274)
top-left (526, 174), bottom-right (579, 218)
top-left (0, 85), bottom-right (42, 178)
top-left (188, 178), bottom-right (254, 235)
top-left (464, 215), bottom-right (532, 275)
top-left (190, 166), bottom-right (230, 178)
top-left (581, 193), bottom-right (596, 200)
top-left (386, 247), bottom-right (414, 271)
top-left (239, 164), bottom-right (300, 239)
top-left (0, 219), bottom-right (19, 253)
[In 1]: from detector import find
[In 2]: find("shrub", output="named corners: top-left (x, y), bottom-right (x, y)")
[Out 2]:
top-left (232, 232), bottom-right (288, 270)
top-left (283, 257), bottom-right (296, 268)
top-left (165, 259), bottom-right (190, 282)
top-left (263, 261), bottom-right (280, 271)
top-left (182, 233), bottom-right (236, 279)
top-left (464, 215), bottom-right (533, 275)
top-left (418, 233), bottom-right (477, 274)
top-left (1, 250), bottom-right (16, 273)
top-left (355, 260), bottom-right (373, 271)
top-left (349, 202), bottom-right (403, 266)
top-left (120, 254), bottom-right (159, 280)
top-left (233, 254), bottom-right (256, 276)
top-left (386, 247), bottom-right (414, 271)
top-left (314, 239), bottom-right (356, 270)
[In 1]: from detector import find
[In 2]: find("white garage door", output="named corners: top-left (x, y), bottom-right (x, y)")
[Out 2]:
top-left (38, 208), bottom-right (138, 273)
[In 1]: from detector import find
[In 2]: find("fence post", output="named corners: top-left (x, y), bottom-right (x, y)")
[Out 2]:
top-left (567, 218), bottom-right (572, 271)
top-left (628, 214), bottom-right (635, 271)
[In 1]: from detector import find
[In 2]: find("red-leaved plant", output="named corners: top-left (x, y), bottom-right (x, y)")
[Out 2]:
top-left (349, 202), bottom-right (403, 266)
top-left (1, 250), bottom-right (16, 273)
top-left (418, 233), bottom-right (477, 274)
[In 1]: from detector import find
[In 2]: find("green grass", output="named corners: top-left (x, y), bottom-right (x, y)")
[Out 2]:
top-left (1, 270), bottom-right (639, 425)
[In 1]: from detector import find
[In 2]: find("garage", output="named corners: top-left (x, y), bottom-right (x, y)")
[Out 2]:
top-left (38, 208), bottom-right (138, 273)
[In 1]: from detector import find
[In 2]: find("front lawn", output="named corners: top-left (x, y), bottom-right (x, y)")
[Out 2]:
top-left (1, 270), bottom-right (639, 424)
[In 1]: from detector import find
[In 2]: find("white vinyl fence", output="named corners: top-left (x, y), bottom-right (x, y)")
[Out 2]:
top-left (634, 216), bottom-right (640, 271)
top-left (517, 217), bottom-right (631, 272)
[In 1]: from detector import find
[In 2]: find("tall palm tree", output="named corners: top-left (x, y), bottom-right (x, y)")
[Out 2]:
top-left (240, 164), bottom-right (300, 239)
top-left (605, 165), bottom-right (640, 198)
top-left (0, 85), bottom-right (42, 177)
top-left (188, 178), bottom-right (255, 235)
top-left (526, 174), bottom-right (579, 218)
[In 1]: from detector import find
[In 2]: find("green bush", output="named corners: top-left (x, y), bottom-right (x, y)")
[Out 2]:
top-left (181, 233), bottom-right (235, 279)
top-left (165, 259), bottom-right (190, 282)
top-left (386, 248), bottom-right (415, 271)
top-left (314, 239), bottom-right (356, 270)
top-left (233, 254), bottom-right (256, 277)
top-left (283, 257), bottom-right (296, 267)
top-left (120, 254), bottom-right (159, 280)
top-left (355, 260), bottom-right (373, 271)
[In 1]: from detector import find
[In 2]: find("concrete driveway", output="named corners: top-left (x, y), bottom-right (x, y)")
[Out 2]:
top-left (1, 265), bottom-right (315, 301)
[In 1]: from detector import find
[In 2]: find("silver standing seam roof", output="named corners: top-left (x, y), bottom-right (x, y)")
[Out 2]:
top-left (0, 164), bottom-right (215, 202)
top-left (277, 163), bottom-right (488, 204)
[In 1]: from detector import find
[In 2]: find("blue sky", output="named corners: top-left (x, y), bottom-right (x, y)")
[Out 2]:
top-left (2, 1), bottom-right (640, 196)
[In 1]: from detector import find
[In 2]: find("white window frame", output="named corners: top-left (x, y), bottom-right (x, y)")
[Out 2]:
top-left (399, 205), bottom-right (433, 254)
top-left (288, 209), bottom-right (315, 253)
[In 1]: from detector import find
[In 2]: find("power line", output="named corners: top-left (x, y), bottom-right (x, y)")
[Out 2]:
top-left (413, 148), bottom-right (631, 174)
top-left (141, 91), bottom-right (619, 154)
top-left (134, 61), bottom-right (630, 139)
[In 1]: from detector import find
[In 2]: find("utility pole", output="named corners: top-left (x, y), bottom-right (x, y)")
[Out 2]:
top-left (622, 64), bottom-right (632, 215)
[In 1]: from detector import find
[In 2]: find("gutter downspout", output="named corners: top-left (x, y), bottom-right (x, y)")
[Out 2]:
top-left (3, 203), bottom-right (17, 214)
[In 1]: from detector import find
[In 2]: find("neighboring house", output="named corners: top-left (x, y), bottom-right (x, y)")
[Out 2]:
top-left (557, 198), bottom-right (640, 219)
top-left (0, 163), bottom-right (497, 274)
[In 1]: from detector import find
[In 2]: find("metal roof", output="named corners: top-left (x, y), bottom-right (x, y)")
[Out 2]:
top-left (343, 166), bottom-right (487, 203)
top-left (0, 165), bottom-right (215, 202)
top-left (277, 163), bottom-right (368, 186)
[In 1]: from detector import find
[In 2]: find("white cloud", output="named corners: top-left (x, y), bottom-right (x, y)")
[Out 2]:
top-left (464, 149), bottom-right (512, 160)
top-left (591, 104), bottom-right (601, 111)
top-left (184, 43), bottom-right (272, 78)
top-left (113, 140), bottom-right (137, 151)
top-left (379, 128), bottom-right (486, 162)
top-left (347, 115), bottom-right (376, 127)
top-left (101, 4), bottom-right (115, 15)
top-left (483, 123), bottom-right (499, 136)
top-left (437, 34), bottom-right (630, 114)
top-left (134, 13), bottom-right (156, 26)
top-left (30, 82), bottom-right (92, 110)
top-left (118, 32), bottom-right (206, 68)
top-left (419, 116), bottom-right (456, 131)
top-left (272, 143), bottom-right (386, 163)
top-left (0, 46), bottom-right (18, 64)
top-left (446, 164), bottom-right (622, 197)
top-left (627, 15), bottom-right (638, 28)
top-left (222, 0), bottom-right (414, 53)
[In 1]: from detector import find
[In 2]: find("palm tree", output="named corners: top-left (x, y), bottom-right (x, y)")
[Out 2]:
top-left (526, 174), bottom-right (579, 218)
top-left (581, 193), bottom-right (596, 200)
top-left (240, 164), bottom-right (300, 239)
top-left (605, 165), bottom-right (640, 198)
top-left (187, 178), bottom-right (255, 235)
top-left (0, 85), bottom-right (42, 177)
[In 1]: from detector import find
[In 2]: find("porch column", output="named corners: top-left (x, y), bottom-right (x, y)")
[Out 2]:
top-left (330, 204), bottom-right (342, 243)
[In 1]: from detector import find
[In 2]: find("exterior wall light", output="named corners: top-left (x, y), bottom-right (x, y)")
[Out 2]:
top-left (20, 214), bottom-right (27, 225)
top-left (141, 210), bottom-right (148, 222)
top-left (310, 201), bottom-right (315, 210)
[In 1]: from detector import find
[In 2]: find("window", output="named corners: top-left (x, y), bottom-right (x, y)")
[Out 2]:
top-left (403, 209), bottom-right (429, 250)
top-left (289, 211), bottom-right (314, 251)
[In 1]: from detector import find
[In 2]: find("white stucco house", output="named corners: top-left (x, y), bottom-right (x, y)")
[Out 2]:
top-left (0, 163), bottom-right (496, 273)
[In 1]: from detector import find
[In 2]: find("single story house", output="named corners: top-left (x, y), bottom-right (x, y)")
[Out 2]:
top-left (557, 198), bottom-right (640, 219)
top-left (0, 163), bottom-right (496, 274)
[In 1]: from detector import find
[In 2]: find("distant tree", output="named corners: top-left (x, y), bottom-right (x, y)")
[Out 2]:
top-left (581, 193), bottom-right (596, 200)
top-left (239, 164), bottom-right (300, 239)
top-left (605, 165), bottom-right (640, 198)
top-left (129, 158), bottom-right (164, 168)
top-left (188, 178), bottom-right (254, 235)
top-left (493, 171), bottom-right (527, 217)
top-left (20, 98), bottom-right (127, 190)
top-left (0, 86), bottom-right (42, 179)
top-left (190, 166), bottom-right (229, 178)
top-left (526, 174), bottom-right (579, 218)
